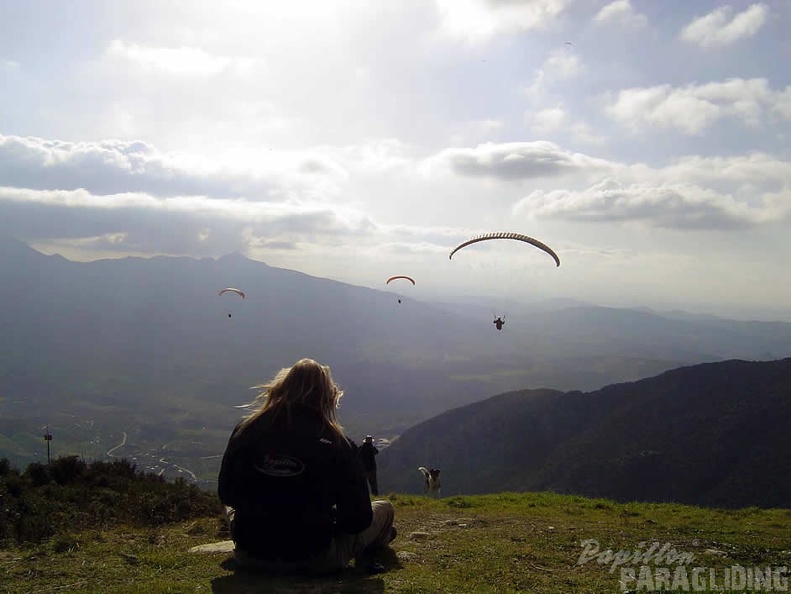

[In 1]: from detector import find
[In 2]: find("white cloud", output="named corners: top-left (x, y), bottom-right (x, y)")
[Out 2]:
top-left (329, 139), bottom-right (415, 174)
top-left (529, 107), bottom-right (566, 134)
top-left (655, 153), bottom-right (791, 191)
top-left (775, 87), bottom-right (791, 120)
top-left (526, 109), bottom-right (605, 145)
top-left (570, 122), bottom-right (605, 145)
top-left (525, 50), bottom-right (582, 101)
top-left (434, 0), bottom-right (574, 43)
top-left (448, 119), bottom-right (504, 146)
top-left (605, 78), bottom-right (777, 134)
top-left (426, 141), bottom-right (610, 181)
top-left (0, 133), bottom-right (349, 202)
top-left (680, 3), bottom-right (768, 48)
top-left (543, 50), bottom-right (581, 80)
top-left (105, 40), bottom-right (255, 77)
top-left (0, 184), bottom-right (377, 256)
top-left (593, 0), bottom-right (647, 29)
top-left (513, 178), bottom-right (787, 229)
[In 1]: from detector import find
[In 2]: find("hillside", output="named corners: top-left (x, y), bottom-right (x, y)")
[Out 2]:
top-left (378, 358), bottom-right (791, 509)
top-left (1, 463), bottom-right (789, 594)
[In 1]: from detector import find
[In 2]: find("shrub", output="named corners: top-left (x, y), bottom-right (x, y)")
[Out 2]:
top-left (0, 456), bottom-right (224, 545)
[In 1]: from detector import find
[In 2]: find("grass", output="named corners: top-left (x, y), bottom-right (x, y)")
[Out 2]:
top-left (2, 492), bottom-right (790, 593)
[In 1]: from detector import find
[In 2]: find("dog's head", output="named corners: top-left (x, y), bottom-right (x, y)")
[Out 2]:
top-left (429, 468), bottom-right (440, 480)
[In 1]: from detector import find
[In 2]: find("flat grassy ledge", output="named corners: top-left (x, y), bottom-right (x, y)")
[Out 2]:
top-left (2, 492), bottom-right (790, 593)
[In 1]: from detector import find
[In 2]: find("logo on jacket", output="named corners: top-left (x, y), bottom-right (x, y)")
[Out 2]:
top-left (253, 454), bottom-right (305, 477)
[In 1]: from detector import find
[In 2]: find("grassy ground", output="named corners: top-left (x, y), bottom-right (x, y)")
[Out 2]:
top-left (2, 492), bottom-right (790, 593)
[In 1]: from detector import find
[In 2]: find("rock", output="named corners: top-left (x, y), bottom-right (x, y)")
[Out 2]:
top-left (189, 540), bottom-right (236, 554)
top-left (704, 549), bottom-right (727, 558)
top-left (408, 531), bottom-right (430, 541)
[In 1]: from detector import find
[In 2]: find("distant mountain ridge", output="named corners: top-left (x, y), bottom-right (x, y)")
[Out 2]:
top-left (378, 358), bottom-right (791, 508)
top-left (1, 232), bottom-right (791, 488)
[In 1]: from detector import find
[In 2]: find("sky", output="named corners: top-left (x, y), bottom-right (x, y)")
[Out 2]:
top-left (1, 0), bottom-right (790, 320)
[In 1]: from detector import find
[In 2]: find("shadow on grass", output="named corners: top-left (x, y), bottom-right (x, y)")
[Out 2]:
top-left (210, 547), bottom-right (402, 594)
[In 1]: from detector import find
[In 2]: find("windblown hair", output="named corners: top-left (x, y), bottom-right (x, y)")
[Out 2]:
top-left (237, 358), bottom-right (346, 441)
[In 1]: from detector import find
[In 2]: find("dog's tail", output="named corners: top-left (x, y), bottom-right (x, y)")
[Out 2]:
top-left (418, 466), bottom-right (429, 478)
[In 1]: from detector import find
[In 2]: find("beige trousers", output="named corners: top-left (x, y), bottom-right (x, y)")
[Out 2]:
top-left (231, 499), bottom-right (395, 574)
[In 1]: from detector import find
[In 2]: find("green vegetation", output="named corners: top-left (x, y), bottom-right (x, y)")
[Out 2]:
top-left (2, 457), bottom-right (790, 593)
top-left (0, 456), bottom-right (223, 546)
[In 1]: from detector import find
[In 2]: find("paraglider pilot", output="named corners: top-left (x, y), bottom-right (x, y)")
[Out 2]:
top-left (493, 316), bottom-right (505, 331)
top-left (359, 435), bottom-right (380, 496)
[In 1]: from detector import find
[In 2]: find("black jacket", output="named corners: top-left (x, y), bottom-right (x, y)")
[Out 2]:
top-left (358, 441), bottom-right (378, 471)
top-left (218, 404), bottom-right (373, 561)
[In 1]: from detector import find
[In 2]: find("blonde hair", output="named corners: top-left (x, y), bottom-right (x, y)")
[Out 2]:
top-left (237, 358), bottom-right (346, 441)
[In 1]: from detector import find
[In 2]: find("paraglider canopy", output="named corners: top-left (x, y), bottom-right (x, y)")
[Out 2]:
top-left (219, 288), bottom-right (246, 299)
top-left (449, 232), bottom-right (560, 267)
top-left (219, 287), bottom-right (245, 318)
top-left (385, 275), bottom-right (416, 285)
top-left (385, 276), bottom-right (415, 304)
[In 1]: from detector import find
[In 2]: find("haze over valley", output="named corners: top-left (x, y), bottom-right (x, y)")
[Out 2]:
top-left (2, 234), bottom-right (790, 499)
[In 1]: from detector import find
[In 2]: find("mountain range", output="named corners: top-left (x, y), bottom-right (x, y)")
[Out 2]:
top-left (378, 358), bottom-right (791, 508)
top-left (1, 232), bottom-right (790, 499)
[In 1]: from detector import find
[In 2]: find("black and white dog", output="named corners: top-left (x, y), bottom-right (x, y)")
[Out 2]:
top-left (418, 466), bottom-right (441, 497)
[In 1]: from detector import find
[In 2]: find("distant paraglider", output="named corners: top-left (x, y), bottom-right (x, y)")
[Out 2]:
top-left (219, 287), bottom-right (245, 318)
top-left (449, 232), bottom-right (560, 267)
top-left (385, 276), bottom-right (416, 286)
top-left (386, 275), bottom-right (415, 304)
top-left (450, 232), bottom-right (560, 330)
top-left (219, 288), bottom-right (246, 299)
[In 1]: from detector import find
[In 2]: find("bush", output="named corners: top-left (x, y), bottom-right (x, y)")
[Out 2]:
top-left (0, 456), bottom-right (224, 546)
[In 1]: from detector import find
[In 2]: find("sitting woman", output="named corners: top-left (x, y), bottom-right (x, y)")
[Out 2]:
top-left (218, 357), bottom-right (395, 573)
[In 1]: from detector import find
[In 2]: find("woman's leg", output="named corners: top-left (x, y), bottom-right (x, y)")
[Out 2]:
top-left (310, 499), bottom-right (395, 572)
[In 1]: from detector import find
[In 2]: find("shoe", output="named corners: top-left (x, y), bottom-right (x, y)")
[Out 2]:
top-left (388, 527), bottom-right (397, 544)
top-left (365, 561), bottom-right (386, 574)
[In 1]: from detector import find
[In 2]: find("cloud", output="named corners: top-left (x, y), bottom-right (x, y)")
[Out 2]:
top-left (570, 122), bottom-right (605, 145)
top-left (105, 40), bottom-right (255, 78)
top-left (426, 141), bottom-right (610, 181)
top-left (448, 120), bottom-right (504, 146)
top-left (434, 0), bottom-right (574, 43)
top-left (655, 153), bottom-right (791, 191)
top-left (0, 185), bottom-right (377, 256)
top-left (525, 109), bottom-right (604, 145)
top-left (593, 0), bottom-right (647, 28)
top-left (0, 133), bottom-right (350, 202)
top-left (0, 134), bottom-right (259, 198)
top-left (513, 178), bottom-right (787, 230)
top-left (680, 3), bottom-right (768, 48)
top-left (328, 139), bottom-right (415, 174)
top-left (775, 87), bottom-right (791, 120)
top-left (605, 78), bottom-right (778, 134)
top-left (529, 107), bottom-right (566, 134)
top-left (525, 49), bottom-right (582, 102)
